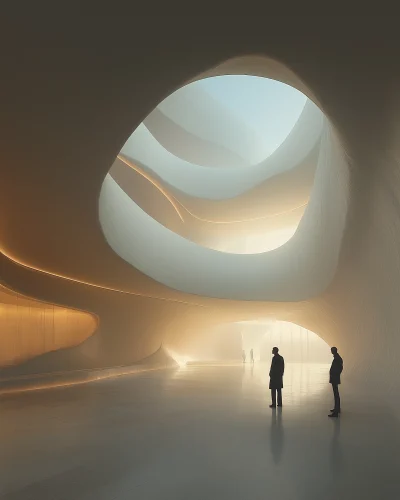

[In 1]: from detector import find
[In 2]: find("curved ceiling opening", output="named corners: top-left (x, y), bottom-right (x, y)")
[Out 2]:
top-left (108, 75), bottom-right (320, 254)
top-left (100, 55), bottom-right (349, 302)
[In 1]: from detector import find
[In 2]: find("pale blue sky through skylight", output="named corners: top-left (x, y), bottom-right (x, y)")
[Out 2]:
top-left (195, 76), bottom-right (307, 157)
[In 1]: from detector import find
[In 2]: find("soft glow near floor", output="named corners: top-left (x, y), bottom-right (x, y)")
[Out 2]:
top-left (239, 320), bottom-right (332, 364)
top-left (165, 348), bottom-right (193, 367)
top-left (240, 362), bottom-right (330, 400)
top-left (1, 364), bottom-right (399, 499)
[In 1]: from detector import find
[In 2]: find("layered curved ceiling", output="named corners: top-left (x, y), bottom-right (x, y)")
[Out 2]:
top-left (118, 98), bottom-right (320, 200)
top-left (1, 19), bottom-right (400, 416)
top-left (101, 65), bottom-right (349, 301)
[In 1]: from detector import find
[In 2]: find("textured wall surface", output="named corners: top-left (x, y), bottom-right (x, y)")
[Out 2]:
top-left (1, 18), bottom-right (400, 416)
top-left (0, 284), bottom-right (97, 368)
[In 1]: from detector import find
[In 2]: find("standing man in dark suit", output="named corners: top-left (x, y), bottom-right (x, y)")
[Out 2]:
top-left (269, 347), bottom-right (285, 408)
top-left (329, 347), bottom-right (343, 418)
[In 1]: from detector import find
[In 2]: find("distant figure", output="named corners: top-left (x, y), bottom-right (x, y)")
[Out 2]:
top-left (250, 348), bottom-right (254, 364)
top-left (242, 350), bottom-right (246, 364)
top-left (269, 347), bottom-right (285, 408)
top-left (328, 347), bottom-right (343, 417)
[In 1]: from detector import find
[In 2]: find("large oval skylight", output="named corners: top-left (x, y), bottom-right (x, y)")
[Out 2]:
top-left (108, 74), bottom-right (323, 254)
top-left (101, 54), bottom-right (349, 301)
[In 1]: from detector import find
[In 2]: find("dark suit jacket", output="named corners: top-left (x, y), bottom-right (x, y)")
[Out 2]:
top-left (269, 354), bottom-right (285, 389)
top-left (329, 354), bottom-right (343, 384)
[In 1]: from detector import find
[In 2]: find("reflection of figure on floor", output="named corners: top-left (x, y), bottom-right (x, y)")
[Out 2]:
top-left (242, 350), bottom-right (246, 364)
top-left (270, 407), bottom-right (284, 464)
top-left (269, 347), bottom-right (285, 408)
top-left (329, 347), bottom-right (343, 418)
top-left (250, 348), bottom-right (254, 364)
top-left (250, 363), bottom-right (254, 378)
top-left (329, 417), bottom-right (343, 480)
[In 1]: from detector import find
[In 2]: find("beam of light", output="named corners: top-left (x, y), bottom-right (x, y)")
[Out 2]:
top-left (117, 156), bottom-right (308, 224)
top-left (165, 347), bottom-right (193, 367)
top-left (0, 248), bottom-right (207, 309)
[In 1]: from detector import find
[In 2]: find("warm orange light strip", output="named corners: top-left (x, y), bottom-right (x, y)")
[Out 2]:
top-left (117, 155), bottom-right (308, 225)
top-left (177, 199), bottom-right (308, 225)
top-left (0, 248), bottom-right (207, 308)
top-left (0, 366), bottom-right (168, 395)
top-left (117, 154), bottom-right (185, 222)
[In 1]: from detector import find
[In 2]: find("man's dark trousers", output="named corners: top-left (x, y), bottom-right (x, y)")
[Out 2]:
top-left (271, 388), bottom-right (282, 406)
top-left (332, 383), bottom-right (340, 412)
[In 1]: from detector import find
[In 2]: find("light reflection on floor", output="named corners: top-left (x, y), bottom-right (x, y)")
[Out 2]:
top-left (240, 362), bottom-right (330, 404)
top-left (1, 364), bottom-right (399, 499)
top-left (173, 362), bottom-right (330, 408)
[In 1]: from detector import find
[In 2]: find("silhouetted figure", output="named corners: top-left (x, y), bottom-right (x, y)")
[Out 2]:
top-left (269, 347), bottom-right (284, 408)
top-left (328, 346), bottom-right (343, 417)
top-left (242, 350), bottom-right (246, 364)
top-left (250, 348), bottom-right (254, 364)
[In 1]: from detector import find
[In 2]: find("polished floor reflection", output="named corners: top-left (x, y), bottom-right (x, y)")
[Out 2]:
top-left (1, 364), bottom-right (399, 499)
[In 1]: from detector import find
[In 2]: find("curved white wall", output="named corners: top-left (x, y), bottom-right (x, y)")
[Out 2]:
top-left (100, 124), bottom-right (349, 301)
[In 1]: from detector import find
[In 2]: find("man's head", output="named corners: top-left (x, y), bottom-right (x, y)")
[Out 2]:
top-left (272, 347), bottom-right (279, 355)
top-left (331, 346), bottom-right (338, 355)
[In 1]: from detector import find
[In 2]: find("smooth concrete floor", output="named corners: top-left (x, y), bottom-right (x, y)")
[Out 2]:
top-left (1, 363), bottom-right (399, 499)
